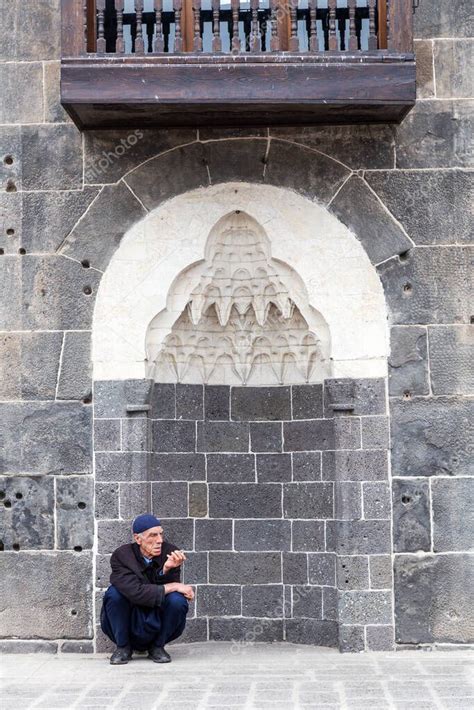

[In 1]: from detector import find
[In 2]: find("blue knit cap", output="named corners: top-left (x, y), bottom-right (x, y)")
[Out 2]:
top-left (132, 514), bottom-right (162, 534)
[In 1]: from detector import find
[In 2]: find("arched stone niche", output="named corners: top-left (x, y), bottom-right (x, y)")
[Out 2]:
top-left (92, 182), bottom-right (388, 381)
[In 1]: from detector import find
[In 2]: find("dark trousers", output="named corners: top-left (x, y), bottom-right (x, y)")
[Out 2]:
top-left (100, 585), bottom-right (188, 651)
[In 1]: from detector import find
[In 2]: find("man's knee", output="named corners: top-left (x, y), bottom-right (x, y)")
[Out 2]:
top-left (165, 592), bottom-right (189, 614)
top-left (105, 585), bottom-right (127, 604)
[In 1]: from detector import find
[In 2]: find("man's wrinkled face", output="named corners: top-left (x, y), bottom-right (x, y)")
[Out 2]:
top-left (134, 525), bottom-right (164, 558)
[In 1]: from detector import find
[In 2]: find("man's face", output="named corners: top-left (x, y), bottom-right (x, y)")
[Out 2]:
top-left (134, 525), bottom-right (164, 558)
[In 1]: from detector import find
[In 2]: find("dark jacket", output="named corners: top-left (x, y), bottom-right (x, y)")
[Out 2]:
top-left (109, 541), bottom-right (181, 609)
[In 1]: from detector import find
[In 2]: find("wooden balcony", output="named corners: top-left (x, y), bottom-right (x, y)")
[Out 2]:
top-left (61, 0), bottom-right (416, 129)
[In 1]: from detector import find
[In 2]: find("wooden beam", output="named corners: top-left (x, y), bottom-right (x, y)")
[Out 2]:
top-left (377, 0), bottom-right (387, 50)
top-left (388, 0), bottom-right (413, 53)
top-left (61, 0), bottom-right (87, 57)
top-left (87, 0), bottom-right (97, 53)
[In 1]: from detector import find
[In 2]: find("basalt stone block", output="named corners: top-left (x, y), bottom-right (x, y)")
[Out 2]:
top-left (394, 553), bottom-right (474, 643)
top-left (0, 640), bottom-right (58, 654)
top-left (0, 551), bottom-right (92, 639)
top-left (433, 38), bottom-right (474, 93)
top-left (283, 552), bottom-right (308, 584)
top-left (57, 332), bottom-right (92, 401)
top-left (95, 625), bottom-right (115, 653)
top-left (292, 585), bottom-right (323, 619)
top-left (182, 551), bottom-right (208, 584)
top-left (389, 326), bottom-right (429, 396)
top-left (283, 482), bottom-right (333, 519)
top-left (379, 247), bottom-right (472, 325)
top-left (151, 481), bottom-right (188, 518)
top-left (150, 383), bottom-right (176, 419)
top-left (415, 0), bottom-right (474, 38)
top-left (60, 641), bottom-right (94, 653)
top-left (22, 255), bottom-right (101, 331)
top-left (334, 481), bottom-right (362, 521)
top-left (395, 101), bottom-right (473, 169)
top-left (250, 422), bottom-right (282, 453)
top-left (209, 483), bottom-right (281, 519)
top-left (0, 334), bottom-right (20, 399)
top-left (209, 552), bottom-right (282, 584)
top-left (231, 386), bottom-right (291, 421)
top-left (324, 378), bottom-right (386, 416)
top-left (390, 398), bottom-right (474, 477)
top-left (94, 482), bottom-right (119, 520)
top-left (124, 143), bottom-right (208, 211)
top-left (366, 171), bottom-right (474, 246)
top-left (337, 556), bottom-right (369, 591)
top-left (150, 453), bottom-right (205, 481)
top-left (120, 481), bottom-right (151, 519)
top-left (291, 520), bottom-right (325, 553)
top-left (21, 125), bottom-right (82, 190)
top-left (323, 451), bottom-right (388, 482)
top-left (0, 126), bottom-right (22, 190)
top-left (265, 140), bottom-right (349, 206)
top-left (197, 585), bottom-right (242, 617)
top-left (160, 518), bottom-right (194, 550)
top-left (429, 326), bottom-right (474, 395)
top-left (209, 617), bottom-right (283, 642)
top-left (5, 0), bottom-right (60, 60)
top-left (326, 521), bottom-right (391, 555)
top-left (44, 61), bottom-right (70, 123)
top-left (361, 416), bottom-right (390, 450)
top-left (363, 482), bottom-right (391, 520)
top-left (84, 128), bottom-right (195, 184)
top-left (95, 452), bottom-right (148, 482)
top-left (204, 385), bottom-right (230, 420)
top-left (0, 401), bottom-right (92, 475)
top-left (415, 40), bottom-right (435, 99)
top-left (152, 420), bottom-right (196, 453)
top-left (308, 553), bottom-right (336, 587)
top-left (330, 176), bottom-right (412, 264)
top-left (207, 454), bottom-right (255, 483)
top-left (0, 193), bottom-right (22, 254)
top-left (283, 420), bottom-right (334, 452)
top-left (257, 454), bottom-right (291, 483)
top-left (56, 476), bottom-right (94, 550)
top-left (285, 619), bottom-right (338, 647)
top-left (366, 625), bottom-right (395, 652)
top-left (22, 188), bottom-right (99, 254)
top-left (94, 420), bottom-right (121, 452)
top-left (60, 183), bottom-right (147, 272)
top-left (292, 452), bottom-right (322, 481)
top-left (234, 519), bottom-right (291, 552)
top-left (197, 421), bottom-right (249, 452)
top-left (333, 418), bottom-right (362, 450)
top-left (203, 139), bottom-right (267, 184)
top-left (121, 418), bottom-right (148, 452)
top-left (20, 332), bottom-right (63, 400)
top-left (339, 591), bottom-right (393, 625)
top-left (0, 257), bottom-right (21, 330)
top-left (242, 585), bottom-right (284, 618)
top-left (432, 478), bottom-right (474, 552)
top-left (176, 384), bottom-right (204, 420)
top-left (195, 519), bottom-right (233, 551)
top-left (0, 62), bottom-right (43, 124)
top-left (0, 476), bottom-right (54, 550)
top-left (392, 478), bottom-right (431, 553)
top-left (291, 385), bottom-right (323, 420)
top-left (174, 617), bottom-right (208, 643)
top-left (369, 556), bottom-right (393, 590)
top-left (338, 625), bottom-right (365, 653)
top-left (270, 125), bottom-right (394, 170)
top-left (97, 520), bottom-right (134, 554)
top-left (323, 587), bottom-right (338, 621)
top-left (94, 379), bottom-right (152, 419)
top-left (188, 482), bottom-right (208, 517)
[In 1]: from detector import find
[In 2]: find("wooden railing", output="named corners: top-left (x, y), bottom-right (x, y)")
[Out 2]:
top-left (62, 0), bottom-right (414, 57)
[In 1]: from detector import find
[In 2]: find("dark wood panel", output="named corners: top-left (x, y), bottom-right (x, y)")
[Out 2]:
top-left (389, 0), bottom-right (413, 53)
top-left (61, 0), bottom-right (86, 56)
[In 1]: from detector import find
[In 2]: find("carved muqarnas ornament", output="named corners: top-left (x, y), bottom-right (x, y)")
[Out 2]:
top-left (150, 211), bottom-right (328, 385)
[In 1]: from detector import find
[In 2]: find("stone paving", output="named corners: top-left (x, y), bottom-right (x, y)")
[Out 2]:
top-left (1, 643), bottom-right (473, 710)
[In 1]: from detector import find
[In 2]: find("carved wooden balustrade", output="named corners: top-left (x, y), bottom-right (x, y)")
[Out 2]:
top-left (61, 0), bottom-right (416, 128)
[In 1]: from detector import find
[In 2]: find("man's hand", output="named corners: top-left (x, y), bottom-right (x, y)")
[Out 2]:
top-left (162, 550), bottom-right (186, 574)
top-left (164, 582), bottom-right (195, 601)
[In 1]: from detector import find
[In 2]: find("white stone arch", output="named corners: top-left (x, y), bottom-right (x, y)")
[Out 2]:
top-left (92, 182), bottom-right (389, 381)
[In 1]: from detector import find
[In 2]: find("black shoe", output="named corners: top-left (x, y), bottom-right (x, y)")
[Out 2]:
top-left (110, 645), bottom-right (132, 665)
top-left (148, 646), bottom-right (171, 663)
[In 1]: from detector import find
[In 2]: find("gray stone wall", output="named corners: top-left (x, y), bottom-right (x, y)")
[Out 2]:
top-left (0, 0), bottom-right (473, 651)
top-left (92, 379), bottom-right (393, 652)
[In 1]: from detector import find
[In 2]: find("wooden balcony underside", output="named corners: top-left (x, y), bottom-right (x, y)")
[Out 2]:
top-left (61, 53), bottom-right (416, 128)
